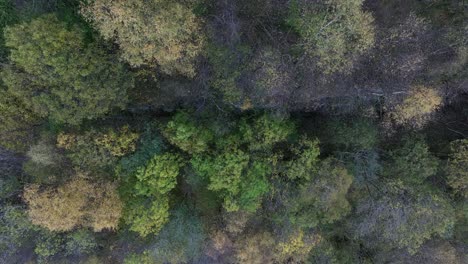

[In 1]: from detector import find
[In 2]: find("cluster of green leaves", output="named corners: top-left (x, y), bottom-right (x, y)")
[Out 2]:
top-left (286, 138), bottom-right (321, 181)
top-left (122, 196), bottom-right (170, 238)
top-left (1, 14), bottom-right (133, 125)
top-left (134, 153), bottom-right (184, 196)
top-left (162, 111), bottom-right (214, 154)
top-left (162, 111), bottom-right (356, 237)
top-left (192, 151), bottom-right (271, 212)
top-left (0, 86), bottom-right (40, 151)
top-left (286, 158), bottom-right (353, 228)
top-left (117, 126), bottom-right (185, 237)
top-left (34, 229), bottom-right (97, 261)
top-left (165, 112), bottom-right (295, 212)
top-left (122, 152), bottom-right (184, 237)
top-left (384, 134), bottom-right (439, 185)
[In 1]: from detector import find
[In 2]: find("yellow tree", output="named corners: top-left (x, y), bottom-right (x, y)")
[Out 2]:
top-left (81, 0), bottom-right (204, 77)
top-left (391, 86), bottom-right (442, 128)
top-left (23, 176), bottom-right (123, 232)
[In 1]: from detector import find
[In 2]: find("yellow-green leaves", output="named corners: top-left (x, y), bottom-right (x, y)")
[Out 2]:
top-left (163, 111), bottom-right (214, 154)
top-left (81, 0), bottom-right (204, 77)
top-left (286, 138), bottom-right (320, 181)
top-left (135, 153), bottom-right (184, 196)
top-left (192, 150), bottom-right (250, 212)
top-left (124, 196), bottom-right (170, 238)
top-left (391, 86), bottom-right (442, 128)
top-left (118, 133), bottom-right (184, 237)
top-left (2, 14), bottom-right (133, 125)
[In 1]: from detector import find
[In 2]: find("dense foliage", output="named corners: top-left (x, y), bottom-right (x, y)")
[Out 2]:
top-left (287, 0), bottom-right (375, 74)
top-left (81, 0), bottom-right (204, 77)
top-left (1, 14), bottom-right (133, 125)
top-left (0, 0), bottom-right (466, 263)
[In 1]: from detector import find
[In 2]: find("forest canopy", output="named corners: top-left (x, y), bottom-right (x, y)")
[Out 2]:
top-left (0, 0), bottom-right (466, 263)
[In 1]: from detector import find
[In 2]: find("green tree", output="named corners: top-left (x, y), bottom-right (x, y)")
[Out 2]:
top-left (1, 14), bottom-right (133, 125)
top-left (0, 87), bottom-right (40, 152)
top-left (0, 205), bottom-right (37, 257)
top-left (134, 153), bottom-right (184, 196)
top-left (349, 180), bottom-right (455, 253)
top-left (192, 150), bottom-right (270, 212)
top-left (239, 113), bottom-right (295, 151)
top-left (116, 127), bottom-right (175, 237)
top-left (64, 229), bottom-right (97, 257)
top-left (34, 231), bottom-right (64, 261)
top-left (286, 158), bottom-right (353, 228)
top-left (446, 139), bottom-right (468, 198)
top-left (165, 113), bottom-right (293, 212)
top-left (287, 0), bottom-right (375, 74)
top-left (18, 228), bottom-right (97, 260)
top-left (286, 138), bottom-right (320, 181)
top-left (123, 196), bottom-right (170, 238)
top-left (163, 111), bottom-right (214, 154)
top-left (149, 205), bottom-right (206, 263)
top-left (385, 135), bottom-right (439, 185)
top-left (81, 0), bottom-right (204, 77)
